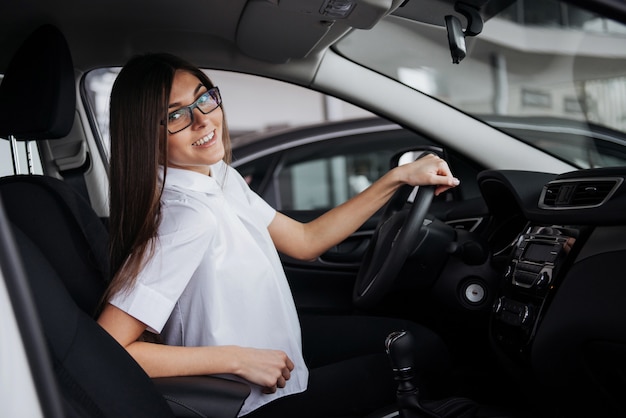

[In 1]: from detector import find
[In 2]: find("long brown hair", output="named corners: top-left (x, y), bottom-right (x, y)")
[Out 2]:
top-left (103, 53), bottom-right (232, 303)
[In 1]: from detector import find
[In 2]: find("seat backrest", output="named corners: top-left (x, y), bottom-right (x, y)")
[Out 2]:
top-left (0, 174), bottom-right (110, 315)
top-left (0, 24), bottom-right (109, 316)
top-left (0, 24), bottom-right (175, 417)
top-left (11, 222), bottom-right (175, 418)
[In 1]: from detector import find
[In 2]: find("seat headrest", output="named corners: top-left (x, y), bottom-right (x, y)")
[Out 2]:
top-left (0, 24), bottom-right (75, 141)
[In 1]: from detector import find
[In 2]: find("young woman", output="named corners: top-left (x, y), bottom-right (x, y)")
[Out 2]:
top-left (97, 53), bottom-right (460, 417)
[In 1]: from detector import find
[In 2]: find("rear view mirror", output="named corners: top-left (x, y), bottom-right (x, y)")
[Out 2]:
top-left (445, 15), bottom-right (466, 64)
top-left (444, 2), bottom-right (483, 64)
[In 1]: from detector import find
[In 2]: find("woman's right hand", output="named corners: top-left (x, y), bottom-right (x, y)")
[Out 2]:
top-left (98, 303), bottom-right (295, 392)
top-left (232, 346), bottom-right (295, 394)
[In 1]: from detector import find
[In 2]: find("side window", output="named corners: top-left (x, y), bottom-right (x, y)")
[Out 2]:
top-left (237, 128), bottom-right (484, 211)
top-left (278, 150), bottom-right (391, 210)
top-left (272, 131), bottom-right (432, 211)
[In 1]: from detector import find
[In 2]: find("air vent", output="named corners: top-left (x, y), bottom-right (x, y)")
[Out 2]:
top-left (539, 177), bottom-right (623, 209)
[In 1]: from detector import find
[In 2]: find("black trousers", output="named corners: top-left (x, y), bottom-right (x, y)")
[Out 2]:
top-left (245, 314), bottom-right (451, 418)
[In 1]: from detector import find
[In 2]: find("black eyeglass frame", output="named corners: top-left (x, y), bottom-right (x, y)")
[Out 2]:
top-left (165, 86), bottom-right (222, 134)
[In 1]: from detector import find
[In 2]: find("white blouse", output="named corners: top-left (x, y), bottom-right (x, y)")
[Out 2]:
top-left (110, 162), bottom-right (308, 416)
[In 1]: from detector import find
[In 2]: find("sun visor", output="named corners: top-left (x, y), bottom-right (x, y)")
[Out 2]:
top-left (237, 0), bottom-right (401, 63)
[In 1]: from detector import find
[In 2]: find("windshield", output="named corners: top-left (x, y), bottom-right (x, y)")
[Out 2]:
top-left (335, 0), bottom-right (626, 169)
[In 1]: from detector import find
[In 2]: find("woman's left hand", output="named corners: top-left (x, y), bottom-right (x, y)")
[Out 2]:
top-left (395, 153), bottom-right (460, 195)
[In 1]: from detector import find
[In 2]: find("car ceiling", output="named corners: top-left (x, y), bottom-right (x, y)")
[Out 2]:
top-left (1, 0), bottom-right (623, 81)
top-left (0, 0), bottom-right (517, 73)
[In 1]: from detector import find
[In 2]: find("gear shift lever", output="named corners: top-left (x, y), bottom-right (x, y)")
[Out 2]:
top-left (385, 330), bottom-right (441, 418)
top-left (386, 330), bottom-right (416, 385)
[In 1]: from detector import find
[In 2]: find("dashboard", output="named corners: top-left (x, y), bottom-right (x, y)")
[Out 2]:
top-left (477, 167), bottom-right (626, 417)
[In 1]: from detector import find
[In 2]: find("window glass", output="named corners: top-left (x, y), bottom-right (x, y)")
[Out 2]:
top-left (279, 151), bottom-right (388, 210)
top-left (273, 132), bottom-right (433, 210)
top-left (235, 124), bottom-right (482, 211)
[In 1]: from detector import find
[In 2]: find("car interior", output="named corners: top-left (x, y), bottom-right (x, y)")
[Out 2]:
top-left (1, 0), bottom-right (626, 417)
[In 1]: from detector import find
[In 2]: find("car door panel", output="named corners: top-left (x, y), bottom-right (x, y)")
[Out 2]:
top-left (278, 208), bottom-right (373, 313)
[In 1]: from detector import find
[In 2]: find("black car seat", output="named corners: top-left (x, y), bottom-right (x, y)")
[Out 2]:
top-left (0, 24), bottom-right (248, 417)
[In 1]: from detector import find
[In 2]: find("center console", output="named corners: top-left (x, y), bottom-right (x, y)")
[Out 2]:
top-left (491, 224), bottom-right (579, 360)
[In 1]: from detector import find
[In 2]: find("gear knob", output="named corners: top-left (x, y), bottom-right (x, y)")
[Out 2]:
top-left (385, 330), bottom-right (415, 381)
top-left (386, 330), bottom-right (446, 418)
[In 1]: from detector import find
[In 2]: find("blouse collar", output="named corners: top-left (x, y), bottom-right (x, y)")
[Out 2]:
top-left (160, 161), bottom-right (226, 195)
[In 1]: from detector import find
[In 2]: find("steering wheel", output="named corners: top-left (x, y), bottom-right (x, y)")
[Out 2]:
top-left (353, 178), bottom-right (436, 309)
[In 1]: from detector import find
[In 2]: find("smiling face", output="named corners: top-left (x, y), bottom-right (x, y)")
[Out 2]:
top-left (166, 70), bottom-right (225, 175)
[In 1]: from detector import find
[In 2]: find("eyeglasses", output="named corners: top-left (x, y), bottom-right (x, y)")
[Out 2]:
top-left (166, 86), bottom-right (222, 134)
